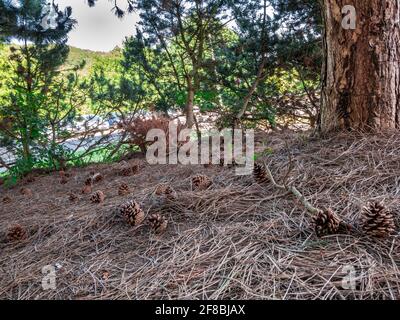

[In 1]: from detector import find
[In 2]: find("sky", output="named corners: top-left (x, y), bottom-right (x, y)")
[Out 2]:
top-left (54, 0), bottom-right (139, 52)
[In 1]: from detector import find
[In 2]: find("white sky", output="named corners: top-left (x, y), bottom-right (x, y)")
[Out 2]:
top-left (55, 0), bottom-right (139, 52)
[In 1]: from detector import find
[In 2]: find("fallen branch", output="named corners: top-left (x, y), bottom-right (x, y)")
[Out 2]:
top-left (263, 161), bottom-right (319, 215)
top-left (261, 161), bottom-right (353, 237)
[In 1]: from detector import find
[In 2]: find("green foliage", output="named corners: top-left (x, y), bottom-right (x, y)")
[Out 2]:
top-left (0, 0), bottom-right (324, 179)
top-left (116, 0), bottom-right (321, 129)
top-left (122, 31), bottom-right (181, 113)
top-left (271, 0), bottom-right (323, 76)
top-left (66, 46), bottom-right (121, 77)
top-left (0, 0), bottom-right (75, 43)
top-left (0, 0), bottom-right (78, 175)
top-left (0, 42), bottom-right (83, 170)
top-left (66, 143), bottom-right (133, 168)
top-left (76, 0), bottom-right (322, 130)
top-left (87, 49), bottom-right (147, 117)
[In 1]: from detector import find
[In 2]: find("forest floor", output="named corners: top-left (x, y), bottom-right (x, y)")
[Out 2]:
top-left (1, 131), bottom-right (400, 300)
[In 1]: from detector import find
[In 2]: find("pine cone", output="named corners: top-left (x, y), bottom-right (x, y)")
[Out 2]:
top-left (120, 164), bottom-right (139, 176)
top-left (20, 187), bottom-right (33, 197)
top-left (362, 202), bottom-right (396, 238)
top-left (192, 174), bottom-right (212, 191)
top-left (132, 164), bottom-right (139, 174)
top-left (81, 184), bottom-right (92, 194)
top-left (253, 163), bottom-right (269, 184)
top-left (2, 196), bottom-right (12, 204)
top-left (118, 200), bottom-right (145, 226)
top-left (313, 209), bottom-right (342, 237)
top-left (25, 174), bottom-right (35, 183)
top-left (90, 191), bottom-right (105, 204)
top-left (120, 167), bottom-right (131, 177)
top-left (69, 193), bottom-right (78, 202)
top-left (84, 177), bottom-right (93, 186)
top-left (148, 213), bottom-right (168, 234)
top-left (92, 173), bottom-right (103, 184)
top-left (101, 270), bottom-right (110, 281)
top-left (59, 170), bottom-right (71, 178)
top-left (118, 183), bottom-right (130, 196)
top-left (7, 225), bottom-right (27, 242)
top-left (154, 183), bottom-right (176, 199)
top-left (60, 176), bottom-right (68, 184)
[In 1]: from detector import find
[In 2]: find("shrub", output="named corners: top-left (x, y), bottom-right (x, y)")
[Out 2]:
top-left (123, 116), bottom-right (185, 153)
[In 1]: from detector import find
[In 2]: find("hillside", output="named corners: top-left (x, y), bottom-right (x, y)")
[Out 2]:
top-left (1, 131), bottom-right (400, 299)
top-left (0, 45), bottom-right (122, 77)
top-left (65, 46), bottom-right (122, 76)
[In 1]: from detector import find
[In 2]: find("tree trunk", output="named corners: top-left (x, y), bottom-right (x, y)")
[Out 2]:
top-left (235, 58), bottom-right (266, 127)
top-left (186, 78), bottom-right (195, 128)
top-left (22, 136), bottom-right (31, 161)
top-left (320, 0), bottom-right (400, 133)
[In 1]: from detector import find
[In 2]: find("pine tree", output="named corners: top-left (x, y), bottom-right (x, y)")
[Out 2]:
top-left (125, 0), bottom-right (233, 128)
top-left (0, 0), bottom-right (76, 172)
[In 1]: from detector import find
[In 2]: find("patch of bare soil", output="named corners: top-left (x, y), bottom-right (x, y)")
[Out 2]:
top-left (1, 131), bottom-right (400, 299)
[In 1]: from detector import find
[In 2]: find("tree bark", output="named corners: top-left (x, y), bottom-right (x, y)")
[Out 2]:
top-left (320, 0), bottom-right (400, 133)
top-left (186, 77), bottom-right (195, 128)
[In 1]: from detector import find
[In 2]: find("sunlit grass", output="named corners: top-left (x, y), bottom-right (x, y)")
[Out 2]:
top-left (0, 143), bottom-right (137, 187)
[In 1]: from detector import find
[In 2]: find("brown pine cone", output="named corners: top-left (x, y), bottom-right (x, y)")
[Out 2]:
top-left (192, 174), bottom-right (212, 191)
top-left (118, 183), bottom-right (130, 196)
top-left (118, 200), bottom-right (145, 226)
top-left (131, 164), bottom-right (139, 174)
top-left (253, 163), bottom-right (269, 184)
top-left (154, 183), bottom-right (176, 199)
top-left (362, 202), bottom-right (396, 238)
top-left (84, 177), bottom-right (93, 186)
top-left (313, 209), bottom-right (343, 237)
top-left (81, 184), bottom-right (92, 194)
top-left (203, 162), bottom-right (212, 168)
top-left (2, 196), bottom-right (12, 204)
top-left (120, 164), bottom-right (139, 177)
top-left (7, 225), bottom-right (27, 242)
top-left (59, 170), bottom-right (71, 178)
top-left (92, 173), bottom-right (103, 184)
top-left (90, 191), bottom-right (105, 204)
top-left (25, 174), bottom-right (35, 183)
top-left (20, 187), bottom-right (33, 197)
top-left (60, 176), bottom-right (68, 184)
top-left (68, 193), bottom-right (78, 202)
top-left (148, 213), bottom-right (168, 234)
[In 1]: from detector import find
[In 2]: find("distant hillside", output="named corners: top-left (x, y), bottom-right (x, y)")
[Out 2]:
top-left (0, 44), bottom-right (122, 77)
top-left (65, 46), bottom-right (122, 76)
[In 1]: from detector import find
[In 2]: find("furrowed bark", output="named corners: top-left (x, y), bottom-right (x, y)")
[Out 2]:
top-left (320, 0), bottom-right (400, 132)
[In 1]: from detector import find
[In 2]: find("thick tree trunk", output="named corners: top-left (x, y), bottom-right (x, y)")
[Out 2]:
top-left (320, 0), bottom-right (400, 133)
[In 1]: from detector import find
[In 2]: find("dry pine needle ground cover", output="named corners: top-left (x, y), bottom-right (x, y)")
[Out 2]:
top-left (1, 131), bottom-right (400, 299)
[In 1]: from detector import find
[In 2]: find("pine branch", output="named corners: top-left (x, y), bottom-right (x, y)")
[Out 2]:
top-left (262, 161), bottom-right (319, 215)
